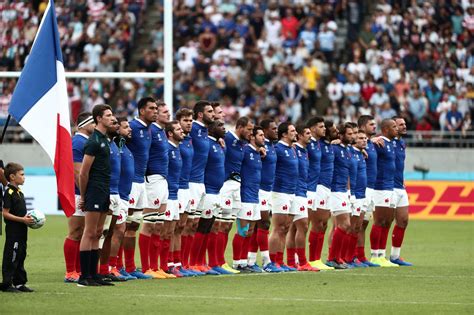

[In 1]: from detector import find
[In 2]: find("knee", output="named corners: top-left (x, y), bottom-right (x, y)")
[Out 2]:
top-left (397, 217), bottom-right (409, 229)
top-left (68, 227), bottom-right (84, 241)
top-left (338, 221), bottom-right (351, 232)
top-left (258, 219), bottom-right (270, 231)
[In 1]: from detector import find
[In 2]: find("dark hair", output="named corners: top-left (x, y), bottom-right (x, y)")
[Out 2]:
top-left (137, 96), bottom-right (156, 111)
top-left (392, 115), bottom-right (403, 120)
top-left (338, 122), bottom-right (354, 136)
top-left (92, 104), bottom-right (112, 124)
top-left (193, 100), bottom-right (211, 119)
top-left (176, 108), bottom-right (193, 121)
top-left (207, 119), bottom-right (223, 136)
top-left (296, 123), bottom-right (307, 135)
top-left (278, 122), bottom-right (292, 140)
top-left (211, 102), bottom-right (221, 109)
top-left (253, 126), bottom-right (263, 137)
top-left (117, 117), bottom-right (128, 124)
top-left (236, 116), bottom-right (251, 129)
top-left (347, 122), bottom-right (358, 129)
top-left (165, 120), bottom-right (179, 137)
top-left (260, 118), bottom-right (275, 130)
top-left (357, 115), bottom-right (374, 128)
top-left (77, 111), bottom-right (92, 126)
top-left (305, 116), bottom-right (324, 129)
top-left (5, 162), bottom-right (23, 181)
top-left (324, 120), bottom-right (334, 130)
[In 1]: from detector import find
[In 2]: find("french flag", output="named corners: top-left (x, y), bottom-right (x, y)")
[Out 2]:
top-left (8, 0), bottom-right (75, 217)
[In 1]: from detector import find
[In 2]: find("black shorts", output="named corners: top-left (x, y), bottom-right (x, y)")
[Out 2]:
top-left (84, 184), bottom-right (110, 212)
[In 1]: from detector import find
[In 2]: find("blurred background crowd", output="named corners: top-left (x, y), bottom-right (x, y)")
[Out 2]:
top-left (0, 0), bottom-right (473, 143)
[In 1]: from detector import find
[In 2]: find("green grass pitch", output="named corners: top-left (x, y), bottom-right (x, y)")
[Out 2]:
top-left (0, 217), bottom-right (473, 314)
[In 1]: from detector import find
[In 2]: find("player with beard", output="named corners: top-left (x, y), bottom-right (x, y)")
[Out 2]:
top-left (286, 125), bottom-right (319, 272)
top-left (64, 112), bottom-right (95, 283)
top-left (122, 97), bottom-right (157, 280)
top-left (267, 122), bottom-right (298, 272)
top-left (308, 121), bottom-right (338, 270)
top-left (389, 117), bottom-right (412, 266)
top-left (247, 119), bottom-right (278, 271)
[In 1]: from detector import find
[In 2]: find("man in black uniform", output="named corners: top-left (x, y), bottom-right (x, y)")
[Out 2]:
top-left (78, 104), bottom-right (116, 287)
top-left (1, 162), bottom-right (35, 293)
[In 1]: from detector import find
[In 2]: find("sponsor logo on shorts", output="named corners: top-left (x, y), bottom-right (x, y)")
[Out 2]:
top-left (190, 199), bottom-right (195, 205)
top-left (384, 198), bottom-right (389, 203)
top-left (282, 205), bottom-right (288, 211)
top-left (154, 198), bottom-right (160, 206)
top-left (179, 203), bottom-right (182, 209)
top-left (205, 209), bottom-right (212, 216)
top-left (129, 198), bottom-right (135, 205)
top-left (320, 200), bottom-right (325, 206)
top-left (94, 204), bottom-right (99, 209)
top-left (165, 210), bottom-right (170, 217)
top-left (308, 199), bottom-right (312, 205)
top-left (261, 200), bottom-right (267, 206)
top-left (356, 207), bottom-right (361, 212)
top-left (299, 206), bottom-right (305, 212)
top-left (225, 199), bottom-right (231, 206)
top-left (246, 211), bottom-right (252, 216)
top-left (342, 201), bottom-right (347, 207)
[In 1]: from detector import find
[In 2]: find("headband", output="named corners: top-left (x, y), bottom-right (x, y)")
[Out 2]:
top-left (77, 116), bottom-right (94, 129)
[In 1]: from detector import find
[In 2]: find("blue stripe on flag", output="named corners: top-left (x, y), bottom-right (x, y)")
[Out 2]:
top-left (8, 0), bottom-right (64, 121)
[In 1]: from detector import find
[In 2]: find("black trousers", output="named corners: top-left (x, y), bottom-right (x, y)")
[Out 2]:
top-left (2, 236), bottom-right (27, 287)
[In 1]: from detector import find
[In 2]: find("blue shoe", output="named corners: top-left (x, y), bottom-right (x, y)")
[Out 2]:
top-left (248, 264), bottom-right (264, 273)
top-left (187, 267), bottom-right (205, 276)
top-left (279, 264), bottom-right (297, 272)
top-left (129, 269), bottom-right (153, 279)
top-left (212, 266), bottom-right (233, 275)
top-left (204, 267), bottom-right (221, 275)
top-left (178, 267), bottom-right (195, 277)
top-left (349, 258), bottom-right (368, 268)
top-left (390, 257), bottom-right (413, 266)
top-left (360, 260), bottom-right (380, 267)
top-left (119, 268), bottom-right (138, 280)
top-left (263, 262), bottom-right (284, 273)
top-left (326, 260), bottom-right (349, 270)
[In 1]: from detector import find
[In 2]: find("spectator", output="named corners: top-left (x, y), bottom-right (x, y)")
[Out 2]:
top-left (282, 75), bottom-right (302, 123)
top-left (301, 57), bottom-right (320, 116)
top-left (445, 102), bottom-right (464, 132)
top-left (407, 88), bottom-right (428, 122)
top-left (326, 76), bottom-right (343, 105)
top-left (343, 74), bottom-right (361, 106)
top-left (317, 23), bottom-right (336, 65)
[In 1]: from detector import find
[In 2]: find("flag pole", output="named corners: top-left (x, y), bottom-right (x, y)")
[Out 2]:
top-left (0, 114), bottom-right (11, 144)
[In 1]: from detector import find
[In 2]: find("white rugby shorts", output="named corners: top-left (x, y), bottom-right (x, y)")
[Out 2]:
top-left (199, 193), bottom-right (221, 219)
top-left (189, 182), bottom-right (206, 212)
top-left (238, 202), bottom-right (261, 221)
top-left (177, 188), bottom-right (191, 214)
top-left (109, 194), bottom-right (121, 216)
top-left (365, 188), bottom-right (375, 213)
top-left (272, 192), bottom-right (296, 215)
top-left (220, 180), bottom-right (241, 211)
top-left (129, 182), bottom-right (148, 210)
top-left (145, 174), bottom-right (169, 209)
top-left (314, 185), bottom-right (331, 211)
top-left (393, 188), bottom-right (409, 208)
top-left (164, 199), bottom-right (180, 221)
top-left (293, 196), bottom-right (309, 222)
top-left (329, 191), bottom-right (351, 215)
top-left (373, 189), bottom-right (395, 208)
top-left (258, 189), bottom-right (272, 212)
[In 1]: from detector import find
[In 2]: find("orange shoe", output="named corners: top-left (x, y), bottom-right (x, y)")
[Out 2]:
top-left (297, 262), bottom-right (320, 272)
top-left (191, 265), bottom-right (207, 272)
top-left (144, 269), bottom-right (167, 279)
top-left (64, 271), bottom-right (80, 283)
top-left (156, 269), bottom-right (177, 279)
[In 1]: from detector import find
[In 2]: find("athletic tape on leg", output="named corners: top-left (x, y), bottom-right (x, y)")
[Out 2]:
top-left (237, 219), bottom-right (249, 237)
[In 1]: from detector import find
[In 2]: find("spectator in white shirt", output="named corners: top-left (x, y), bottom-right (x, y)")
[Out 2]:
top-left (370, 85), bottom-right (390, 109)
top-left (343, 75), bottom-right (361, 105)
top-left (326, 76), bottom-right (344, 104)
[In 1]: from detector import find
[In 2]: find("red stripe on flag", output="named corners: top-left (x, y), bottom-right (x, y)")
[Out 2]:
top-left (54, 114), bottom-right (75, 217)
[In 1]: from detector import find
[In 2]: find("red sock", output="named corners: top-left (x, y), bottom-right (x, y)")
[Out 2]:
top-left (160, 238), bottom-right (170, 271)
top-left (150, 234), bottom-right (161, 271)
top-left (340, 233), bottom-right (352, 262)
top-left (109, 256), bottom-right (118, 269)
top-left (370, 224), bottom-right (382, 251)
top-left (308, 231), bottom-right (318, 262)
top-left (315, 232), bottom-right (325, 261)
top-left (286, 248), bottom-right (296, 266)
top-left (217, 232), bottom-right (227, 265)
top-left (75, 241), bottom-right (81, 273)
top-left (345, 233), bottom-right (358, 262)
top-left (182, 235), bottom-right (192, 267)
top-left (296, 248), bottom-right (307, 266)
top-left (249, 231), bottom-right (258, 252)
top-left (99, 263), bottom-right (109, 275)
top-left (138, 234), bottom-right (151, 272)
top-left (328, 228), bottom-right (346, 261)
top-left (64, 238), bottom-right (79, 273)
top-left (117, 246), bottom-right (124, 269)
top-left (392, 225), bottom-right (406, 248)
top-left (232, 234), bottom-right (245, 261)
top-left (356, 246), bottom-right (367, 261)
top-left (240, 236), bottom-right (250, 261)
top-left (207, 232), bottom-right (218, 267)
top-left (189, 232), bottom-right (205, 266)
top-left (379, 226), bottom-right (390, 252)
top-left (199, 234), bottom-right (209, 265)
top-left (256, 228), bottom-right (269, 251)
top-left (173, 250), bottom-right (181, 264)
top-left (270, 252), bottom-right (277, 263)
top-left (124, 247), bottom-right (136, 273)
top-left (276, 252), bottom-right (284, 265)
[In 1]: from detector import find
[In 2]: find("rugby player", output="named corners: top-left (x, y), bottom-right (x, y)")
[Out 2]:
top-left (267, 122), bottom-right (298, 272)
top-left (219, 117), bottom-right (253, 273)
top-left (64, 112), bottom-right (95, 283)
top-left (108, 118), bottom-right (136, 280)
top-left (248, 119), bottom-right (278, 271)
top-left (122, 97), bottom-right (157, 280)
top-left (308, 121), bottom-right (338, 270)
top-left (286, 125), bottom-right (319, 271)
top-left (369, 119), bottom-right (399, 267)
top-left (390, 117), bottom-right (412, 266)
top-left (77, 104), bottom-right (116, 286)
top-left (232, 126), bottom-right (265, 273)
top-left (326, 122), bottom-right (355, 269)
top-left (142, 100), bottom-right (174, 279)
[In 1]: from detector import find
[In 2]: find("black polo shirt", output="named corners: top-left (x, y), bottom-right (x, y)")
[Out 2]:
top-left (84, 129), bottom-right (111, 191)
top-left (3, 184), bottom-right (28, 240)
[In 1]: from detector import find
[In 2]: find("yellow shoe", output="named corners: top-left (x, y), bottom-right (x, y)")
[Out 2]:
top-left (157, 269), bottom-right (177, 278)
top-left (309, 260), bottom-right (335, 270)
top-left (145, 269), bottom-right (166, 279)
top-left (370, 257), bottom-right (381, 266)
top-left (221, 263), bottom-right (240, 274)
top-left (378, 257), bottom-right (399, 268)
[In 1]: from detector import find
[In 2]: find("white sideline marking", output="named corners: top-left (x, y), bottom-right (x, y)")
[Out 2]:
top-left (42, 292), bottom-right (473, 306)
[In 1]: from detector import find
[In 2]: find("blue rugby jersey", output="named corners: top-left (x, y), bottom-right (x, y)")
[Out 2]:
top-left (127, 118), bottom-right (151, 183)
top-left (118, 141), bottom-right (134, 201)
top-left (366, 139), bottom-right (378, 189)
top-left (318, 139), bottom-right (335, 189)
top-left (147, 122), bottom-right (169, 177)
top-left (353, 147), bottom-right (367, 199)
top-left (348, 146), bottom-right (358, 196)
top-left (331, 144), bottom-right (351, 193)
top-left (204, 136), bottom-right (226, 194)
top-left (295, 143), bottom-right (309, 198)
top-left (392, 138), bottom-right (406, 189)
top-left (307, 137), bottom-right (322, 192)
top-left (224, 131), bottom-right (245, 179)
top-left (179, 135), bottom-right (194, 189)
top-left (374, 137), bottom-right (396, 191)
top-left (109, 141), bottom-right (121, 195)
top-left (259, 139), bottom-right (277, 192)
top-left (190, 121), bottom-right (209, 183)
top-left (273, 141), bottom-right (299, 194)
top-left (167, 141), bottom-right (182, 200)
top-left (240, 144), bottom-right (262, 203)
top-left (72, 133), bottom-right (88, 195)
